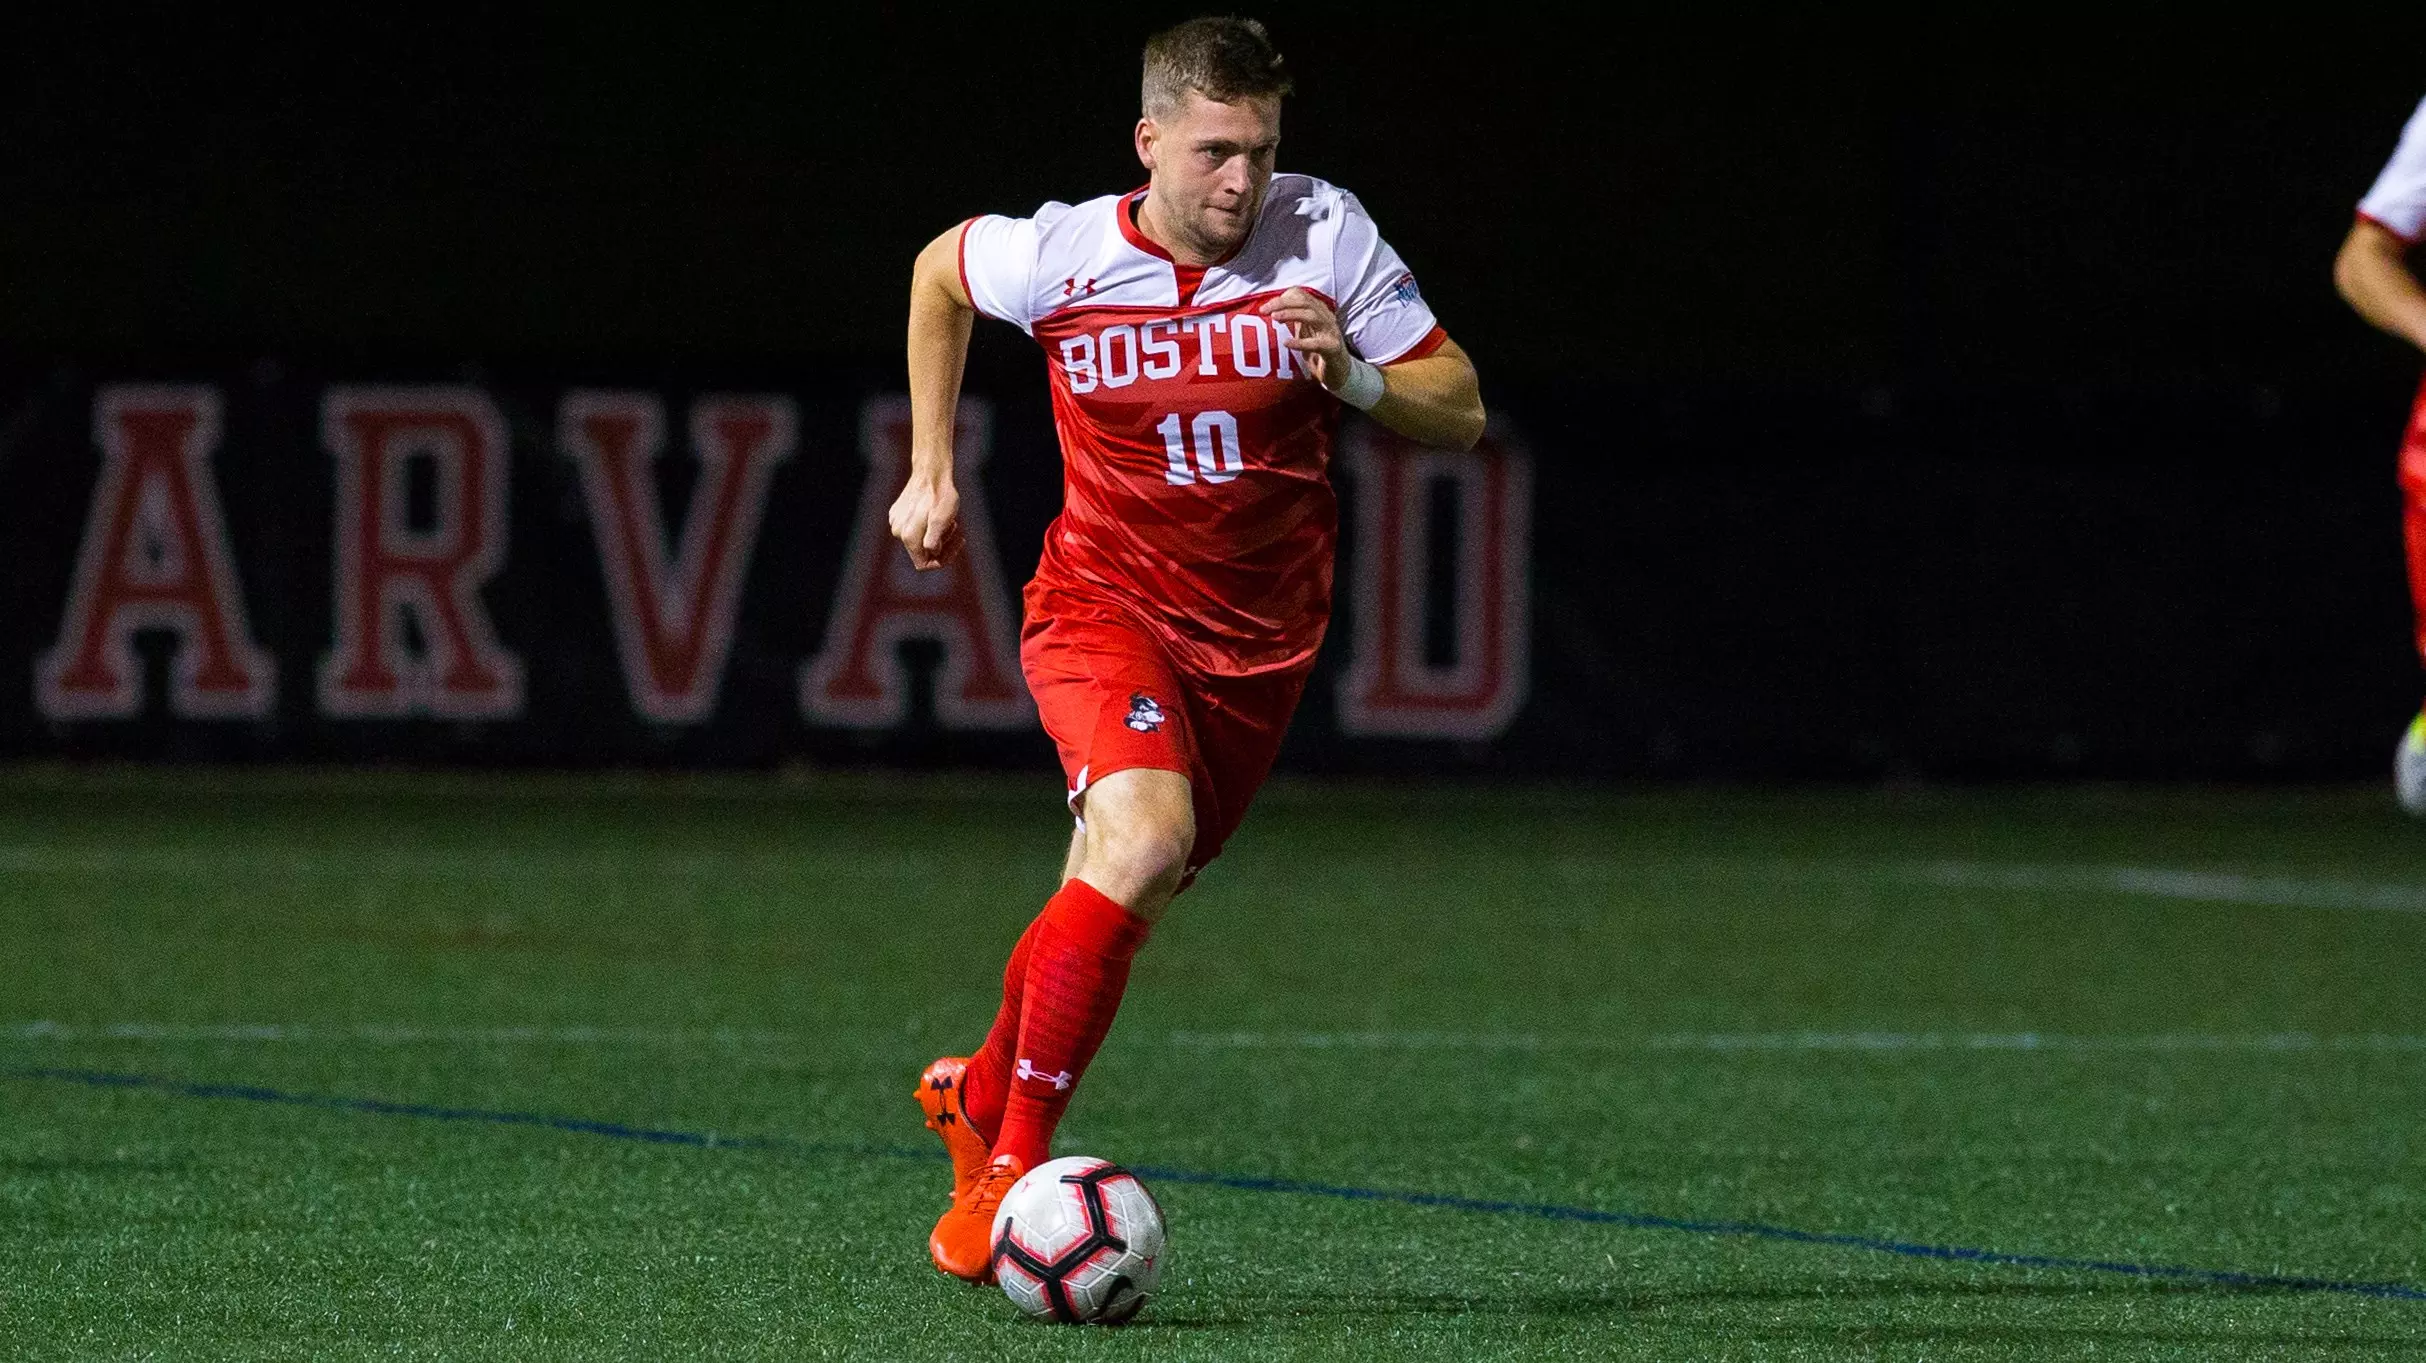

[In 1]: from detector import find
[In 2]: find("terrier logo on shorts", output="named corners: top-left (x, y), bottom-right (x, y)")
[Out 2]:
top-left (1124, 692), bottom-right (1167, 733)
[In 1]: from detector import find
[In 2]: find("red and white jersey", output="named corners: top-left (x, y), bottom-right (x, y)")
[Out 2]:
top-left (2360, 96), bottom-right (2426, 244)
top-left (960, 174), bottom-right (1446, 676)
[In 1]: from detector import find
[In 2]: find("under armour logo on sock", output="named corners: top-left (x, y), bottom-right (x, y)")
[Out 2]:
top-left (1015, 1058), bottom-right (1073, 1090)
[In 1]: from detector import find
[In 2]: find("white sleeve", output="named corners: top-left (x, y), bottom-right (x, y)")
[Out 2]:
top-left (1331, 193), bottom-right (1445, 365)
top-left (959, 213), bottom-right (1043, 333)
top-left (2359, 96), bottom-right (2426, 244)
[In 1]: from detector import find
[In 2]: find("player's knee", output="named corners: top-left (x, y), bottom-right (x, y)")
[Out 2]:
top-left (1091, 811), bottom-right (1193, 893)
top-left (1079, 775), bottom-right (1195, 904)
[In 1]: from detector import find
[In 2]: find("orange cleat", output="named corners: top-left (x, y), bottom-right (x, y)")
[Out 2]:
top-left (915, 1055), bottom-right (994, 1204)
top-left (929, 1152), bottom-right (1026, 1282)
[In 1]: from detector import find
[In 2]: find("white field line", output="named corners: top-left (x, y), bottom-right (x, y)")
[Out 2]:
top-left (4, 844), bottom-right (2424, 915)
top-left (1163, 1030), bottom-right (2426, 1053)
top-left (8, 1021), bottom-right (2426, 1055)
top-left (0, 1022), bottom-right (795, 1045)
top-left (0, 846), bottom-right (931, 881)
top-left (1535, 857), bottom-right (2426, 915)
top-left (1899, 862), bottom-right (2426, 914)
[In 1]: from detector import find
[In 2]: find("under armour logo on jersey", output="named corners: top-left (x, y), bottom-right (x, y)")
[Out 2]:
top-left (1124, 692), bottom-right (1166, 732)
top-left (1062, 277), bottom-right (1099, 299)
top-left (1016, 1058), bottom-right (1073, 1090)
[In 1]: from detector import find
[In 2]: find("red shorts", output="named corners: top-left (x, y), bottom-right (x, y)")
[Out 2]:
top-left (2401, 371), bottom-right (2426, 666)
top-left (1021, 582), bottom-right (1310, 885)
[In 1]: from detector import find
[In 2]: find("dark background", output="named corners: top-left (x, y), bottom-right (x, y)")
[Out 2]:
top-left (5, 8), bottom-right (2426, 779)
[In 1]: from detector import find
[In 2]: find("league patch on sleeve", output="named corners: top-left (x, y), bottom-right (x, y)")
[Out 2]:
top-left (1124, 692), bottom-right (1167, 732)
top-left (1388, 271), bottom-right (1422, 305)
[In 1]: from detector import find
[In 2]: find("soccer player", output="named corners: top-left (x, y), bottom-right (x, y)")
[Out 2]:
top-left (891, 17), bottom-right (1485, 1280)
top-left (2337, 94), bottom-right (2426, 813)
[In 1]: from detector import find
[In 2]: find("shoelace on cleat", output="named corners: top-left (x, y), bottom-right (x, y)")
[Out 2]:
top-left (966, 1161), bottom-right (1022, 1215)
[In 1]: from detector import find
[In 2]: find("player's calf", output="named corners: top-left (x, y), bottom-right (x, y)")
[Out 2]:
top-left (991, 876), bottom-right (1155, 1171)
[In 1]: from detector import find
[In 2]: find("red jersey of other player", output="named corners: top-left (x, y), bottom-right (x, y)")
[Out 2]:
top-left (889, 18), bottom-right (1486, 1282)
top-left (2335, 93), bottom-right (2426, 813)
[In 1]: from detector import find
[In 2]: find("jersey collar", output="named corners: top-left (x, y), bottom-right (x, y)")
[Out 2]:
top-left (1121, 188), bottom-right (1255, 305)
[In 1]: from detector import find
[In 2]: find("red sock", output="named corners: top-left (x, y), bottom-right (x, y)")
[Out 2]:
top-left (960, 912), bottom-right (1046, 1147)
top-left (991, 878), bottom-right (1153, 1169)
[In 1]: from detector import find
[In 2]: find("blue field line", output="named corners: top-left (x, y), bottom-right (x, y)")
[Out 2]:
top-left (1121, 1165), bottom-right (2426, 1301)
top-left (15, 1066), bottom-right (2423, 1304)
top-left (8, 1066), bottom-right (930, 1163)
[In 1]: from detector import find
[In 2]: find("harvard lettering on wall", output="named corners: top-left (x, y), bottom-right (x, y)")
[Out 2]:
top-left (1336, 419), bottom-right (1532, 740)
top-left (35, 385), bottom-right (275, 720)
top-left (14, 377), bottom-right (1532, 762)
top-left (564, 392), bottom-right (795, 724)
top-left (800, 395), bottom-right (1031, 730)
top-left (319, 386), bottom-right (524, 719)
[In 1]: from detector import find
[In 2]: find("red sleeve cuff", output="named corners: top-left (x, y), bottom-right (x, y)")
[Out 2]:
top-left (955, 217), bottom-right (992, 319)
top-left (1377, 324), bottom-right (1449, 366)
top-left (2359, 210), bottom-right (2421, 247)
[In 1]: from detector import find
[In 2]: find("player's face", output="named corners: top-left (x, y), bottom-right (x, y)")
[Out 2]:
top-left (1137, 91), bottom-right (1281, 259)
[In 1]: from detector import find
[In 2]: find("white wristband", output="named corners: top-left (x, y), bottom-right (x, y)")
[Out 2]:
top-left (1334, 355), bottom-right (1386, 411)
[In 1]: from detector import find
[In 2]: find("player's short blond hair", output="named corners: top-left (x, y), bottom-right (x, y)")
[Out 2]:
top-left (1141, 17), bottom-right (1293, 120)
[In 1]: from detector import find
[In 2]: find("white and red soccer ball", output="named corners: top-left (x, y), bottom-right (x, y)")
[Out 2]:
top-left (989, 1156), bottom-right (1166, 1324)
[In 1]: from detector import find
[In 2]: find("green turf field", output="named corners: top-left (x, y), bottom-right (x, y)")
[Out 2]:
top-left (4, 767), bottom-right (2425, 1360)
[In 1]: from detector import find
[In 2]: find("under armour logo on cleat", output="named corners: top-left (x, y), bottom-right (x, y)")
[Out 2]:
top-left (1015, 1058), bottom-right (1073, 1090)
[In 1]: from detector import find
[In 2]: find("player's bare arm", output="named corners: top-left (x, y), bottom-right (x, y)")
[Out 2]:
top-left (890, 224), bottom-right (976, 571)
top-left (1262, 288), bottom-right (1485, 450)
top-left (2334, 217), bottom-right (2426, 350)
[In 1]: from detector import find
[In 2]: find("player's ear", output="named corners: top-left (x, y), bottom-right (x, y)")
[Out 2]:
top-left (1134, 118), bottom-right (1157, 173)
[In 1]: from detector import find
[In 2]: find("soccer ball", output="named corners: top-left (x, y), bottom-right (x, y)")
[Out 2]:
top-left (989, 1156), bottom-right (1166, 1324)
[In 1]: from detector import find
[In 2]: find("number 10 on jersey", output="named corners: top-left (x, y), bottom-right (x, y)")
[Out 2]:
top-left (1159, 410), bottom-right (1243, 487)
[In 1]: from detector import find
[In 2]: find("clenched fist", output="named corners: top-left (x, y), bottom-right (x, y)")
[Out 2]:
top-left (888, 472), bottom-right (963, 570)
